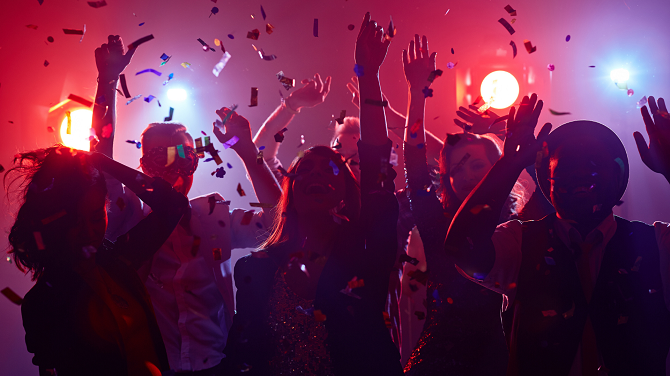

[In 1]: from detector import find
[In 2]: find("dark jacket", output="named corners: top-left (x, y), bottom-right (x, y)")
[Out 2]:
top-left (21, 178), bottom-right (189, 376)
top-left (508, 214), bottom-right (670, 376)
top-left (224, 140), bottom-right (403, 376)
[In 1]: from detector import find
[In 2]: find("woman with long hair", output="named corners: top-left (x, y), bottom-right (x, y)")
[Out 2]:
top-left (401, 35), bottom-right (529, 375)
top-left (223, 13), bottom-right (403, 376)
top-left (7, 146), bottom-right (188, 376)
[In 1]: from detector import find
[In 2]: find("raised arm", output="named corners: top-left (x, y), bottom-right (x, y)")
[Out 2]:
top-left (402, 35), bottom-right (435, 148)
top-left (213, 108), bottom-right (281, 215)
top-left (91, 35), bottom-right (136, 157)
top-left (444, 94), bottom-right (551, 277)
top-left (253, 73), bottom-right (331, 179)
top-left (355, 12), bottom-right (391, 146)
top-left (634, 96), bottom-right (670, 185)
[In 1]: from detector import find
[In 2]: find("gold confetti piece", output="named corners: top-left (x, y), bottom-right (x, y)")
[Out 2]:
top-left (166, 146), bottom-right (176, 167)
top-left (65, 111), bottom-right (72, 134)
top-left (1, 287), bottom-right (23, 305)
top-left (266, 23), bottom-right (275, 34)
top-left (247, 29), bottom-right (260, 40)
top-left (214, 38), bottom-right (221, 46)
top-left (181, 62), bottom-right (192, 69)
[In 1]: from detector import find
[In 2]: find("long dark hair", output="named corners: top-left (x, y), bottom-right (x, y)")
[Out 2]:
top-left (5, 146), bottom-right (107, 280)
top-left (438, 133), bottom-right (527, 217)
top-left (259, 146), bottom-right (360, 253)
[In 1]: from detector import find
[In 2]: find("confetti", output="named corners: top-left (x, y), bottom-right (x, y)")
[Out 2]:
top-left (63, 28), bottom-right (84, 35)
top-left (261, 5), bottom-right (267, 20)
top-left (636, 96), bottom-right (647, 108)
top-left (247, 29), bottom-right (260, 40)
top-left (511, 18), bottom-right (516, 24)
top-left (507, 40), bottom-right (517, 59)
top-left (212, 167), bottom-right (226, 178)
top-left (589, 65), bottom-right (596, 68)
top-left (1, 287), bottom-right (23, 305)
top-left (181, 62), bottom-right (192, 69)
top-left (47, 36), bottom-right (54, 43)
top-left (47, 126), bottom-right (54, 133)
top-left (297, 134), bottom-right (305, 147)
top-left (523, 39), bottom-right (537, 54)
top-left (33, 232), bottom-right (45, 250)
top-left (252, 45), bottom-right (277, 61)
top-left (127, 34), bottom-right (154, 50)
top-left (547, 64), bottom-right (555, 71)
top-left (249, 87), bottom-right (258, 107)
top-left (227, 34), bottom-right (234, 39)
top-left (335, 110), bottom-right (346, 124)
top-left (64, 111), bottom-right (72, 134)
top-left (118, 74), bottom-right (131, 98)
top-left (126, 94), bottom-right (143, 105)
top-left (237, 183), bottom-right (246, 197)
top-left (566, 35), bottom-right (571, 42)
top-left (407, 269), bottom-right (429, 285)
top-left (205, 143), bottom-right (223, 165)
top-left (276, 71), bottom-right (295, 90)
top-left (240, 210), bottom-right (254, 225)
top-left (386, 16), bottom-right (396, 39)
top-left (504, 4), bottom-right (517, 16)
top-left (549, 109), bottom-right (571, 115)
top-left (139, 22), bottom-right (145, 26)
top-left (220, 104), bottom-right (238, 126)
top-left (197, 38), bottom-right (216, 52)
top-left (266, 23), bottom-right (275, 35)
top-left (256, 150), bottom-right (264, 164)
top-left (116, 197), bottom-right (126, 211)
top-left (67, 94), bottom-right (93, 108)
top-left (544, 256), bottom-right (555, 265)
top-left (627, 89), bottom-right (634, 97)
top-left (144, 95), bottom-right (157, 104)
top-left (218, 220), bottom-right (226, 227)
top-left (212, 51), bottom-right (232, 77)
top-left (87, 0), bottom-right (107, 7)
top-left (227, 163), bottom-right (233, 168)
top-left (422, 86), bottom-right (434, 98)
top-left (313, 19), bottom-right (319, 37)
top-left (398, 253), bottom-right (419, 266)
top-left (160, 53), bottom-right (171, 63)
top-left (136, 68), bottom-right (162, 77)
top-left (313, 309), bottom-right (326, 322)
top-left (498, 18), bottom-right (515, 35)
top-left (26, 25), bottom-right (38, 30)
top-left (451, 48), bottom-right (454, 54)
top-left (447, 61), bottom-right (457, 69)
top-left (164, 107), bottom-right (174, 121)
top-left (364, 99), bottom-right (388, 107)
top-left (353, 64), bottom-right (364, 77)
top-left (162, 72), bottom-right (174, 85)
top-left (210, 7), bottom-right (219, 17)
top-left (329, 160), bottom-right (339, 175)
top-left (274, 127), bottom-right (287, 143)
top-left (348, 24), bottom-right (355, 31)
top-left (427, 69), bottom-right (443, 83)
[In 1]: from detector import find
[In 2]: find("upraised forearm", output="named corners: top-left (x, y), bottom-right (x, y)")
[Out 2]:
top-left (404, 89), bottom-right (426, 146)
top-left (252, 101), bottom-right (296, 161)
top-left (234, 142), bottom-right (282, 215)
top-left (358, 74), bottom-right (388, 146)
top-left (91, 77), bottom-right (119, 158)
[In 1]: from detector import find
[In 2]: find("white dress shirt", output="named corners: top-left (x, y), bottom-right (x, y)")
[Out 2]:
top-left (105, 176), bottom-right (272, 372)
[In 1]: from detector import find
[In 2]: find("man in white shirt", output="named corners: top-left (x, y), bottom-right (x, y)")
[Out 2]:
top-left (444, 93), bottom-right (670, 375)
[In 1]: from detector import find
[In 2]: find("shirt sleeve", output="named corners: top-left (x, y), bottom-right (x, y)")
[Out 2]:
top-left (229, 208), bottom-right (271, 249)
top-left (654, 221), bottom-right (670, 312)
top-left (104, 173), bottom-right (145, 242)
top-left (456, 219), bottom-right (524, 305)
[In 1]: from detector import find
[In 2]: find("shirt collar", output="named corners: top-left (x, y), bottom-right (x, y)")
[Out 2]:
top-left (554, 212), bottom-right (617, 251)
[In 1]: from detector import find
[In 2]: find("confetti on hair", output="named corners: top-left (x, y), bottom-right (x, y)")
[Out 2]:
top-left (498, 18), bottom-right (515, 35)
top-left (127, 34), bottom-right (154, 50)
top-left (1, 287), bottom-right (23, 305)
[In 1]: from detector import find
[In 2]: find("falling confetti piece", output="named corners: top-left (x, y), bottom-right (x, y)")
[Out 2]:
top-left (523, 39), bottom-right (537, 54)
top-left (637, 96), bottom-right (647, 108)
top-left (1, 287), bottom-right (23, 305)
top-left (240, 210), bottom-right (254, 225)
top-left (547, 64), bottom-right (555, 71)
top-left (212, 167), bottom-right (225, 178)
top-left (67, 94), bottom-right (94, 108)
top-left (144, 95), bottom-right (157, 103)
top-left (164, 107), bottom-right (174, 121)
top-left (87, 0), bottom-right (107, 7)
top-left (249, 87), bottom-right (258, 107)
top-left (227, 34), bottom-right (234, 39)
top-left (297, 135), bottom-right (305, 147)
top-left (261, 5), bottom-right (267, 20)
top-left (364, 99), bottom-right (388, 107)
top-left (212, 51), bottom-right (232, 77)
top-left (504, 4), bottom-right (517, 16)
top-left (566, 35), bottom-right (571, 42)
top-left (276, 71), bottom-right (295, 90)
top-left (136, 68), bottom-right (162, 77)
top-left (427, 69), bottom-right (443, 83)
top-left (247, 29), bottom-right (260, 40)
top-left (119, 74), bottom-right (131, 98)
top-left (266, 23), bottom-right (275, 35)
top-left (313, 19), bottom-right (319, 37)
top-left (348, 24), bottom-right (355, 31)
top-left (126, 94), bottom-right (143, 105)
top-left (139, 22), bottom-right (145, 26)
top-left (447, 61), bottom-right (457, 69)
top-left (210, 7), bottom-right (219, 17)
top-left (589, 65), bottom-right (596, 68)
top-left (549, 109), bottom-right (571, 115)
top-left (47, 36), bottom-right (54, 43)
top-left (354, 64), bottom-right (364, 77)
top-left (422, 86), bottom-right (433, 98)
top-left (544, 256), bottom-right (555, 265)
top-left (510, 40), bottom-right (517, 58)
top-left (127, 34), bottom-right (154, 50)
top-left (162, 72), bottom-right (174, 85)
top-left (26, 25), bottom-right (38, 30)
top-left (627, 89), bottom-right (634, 97)
top-left (498, 18), bottom-right (515, 35)
top-left (197, 38), bottom-right (216, 52)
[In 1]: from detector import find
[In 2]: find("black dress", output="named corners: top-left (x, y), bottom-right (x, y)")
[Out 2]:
top-left (224, 139), bottom-right (403, 376)
top-left (21, 177), bottom-right (189, 376)
top-left (403, 142), bottom-right (509, 375)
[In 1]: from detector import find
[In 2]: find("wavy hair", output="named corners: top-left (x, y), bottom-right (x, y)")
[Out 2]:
top-left (5, 145), bottom-right (107, 280)
top-left (438, 133), bottom-right (527, 218)
top-left (259, 146), bottom-right (360, 255)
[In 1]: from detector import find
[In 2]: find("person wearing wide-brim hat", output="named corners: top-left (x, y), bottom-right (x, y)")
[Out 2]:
top-left (444, 93), bottom-right (670, 375)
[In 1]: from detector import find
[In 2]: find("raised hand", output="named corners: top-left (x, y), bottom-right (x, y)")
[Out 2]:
top-left (402, 35), bottom-right (437, 92)
top-left (355, 12), bottom-right (391, 75)
top-left (346, 76), bottom-right (361, 109)
top-left (634, 96), bottom-right (670, 179)
top-left (454, 105), bottom-right (506, 136)
top-left (213, 107), bottom-right (253, 152)
top-left (94, 35), bottom-right (135, 82)
top-left (502, 94), bottom-right (552, 168)
top-left (285, 73), bottom-right (332, 111)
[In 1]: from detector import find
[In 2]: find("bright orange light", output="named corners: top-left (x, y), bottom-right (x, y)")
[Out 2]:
top-left (59, 108), bottom-right (93, 151)
top-left (480, 70), bottom-right (520, 109)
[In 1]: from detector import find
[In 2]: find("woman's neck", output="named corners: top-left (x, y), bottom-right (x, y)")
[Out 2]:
top-left (297, 213), bottom-right (338, 256)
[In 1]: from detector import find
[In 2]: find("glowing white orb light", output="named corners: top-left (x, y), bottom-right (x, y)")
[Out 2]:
top-left (480, 70), bottom-right (520, 109)
top-left (167, 88), bottom-right (187, 101)
top-left (610, 69), bottom-right (629, 83)
top-left (60, 108), bottom-right (93, 151)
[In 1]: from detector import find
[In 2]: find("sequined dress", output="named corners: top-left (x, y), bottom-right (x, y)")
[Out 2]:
top-left (267, 269), bottom-right (334, 376)
top-left (403, 142), bottom-right (508, 375)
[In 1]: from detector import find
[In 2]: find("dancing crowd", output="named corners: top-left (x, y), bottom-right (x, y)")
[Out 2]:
top-left (6, 12), bottom-right (670, 376)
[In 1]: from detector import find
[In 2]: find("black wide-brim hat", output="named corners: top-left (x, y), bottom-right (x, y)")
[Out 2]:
top-left (537, 120), bottom-right (629, 203)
